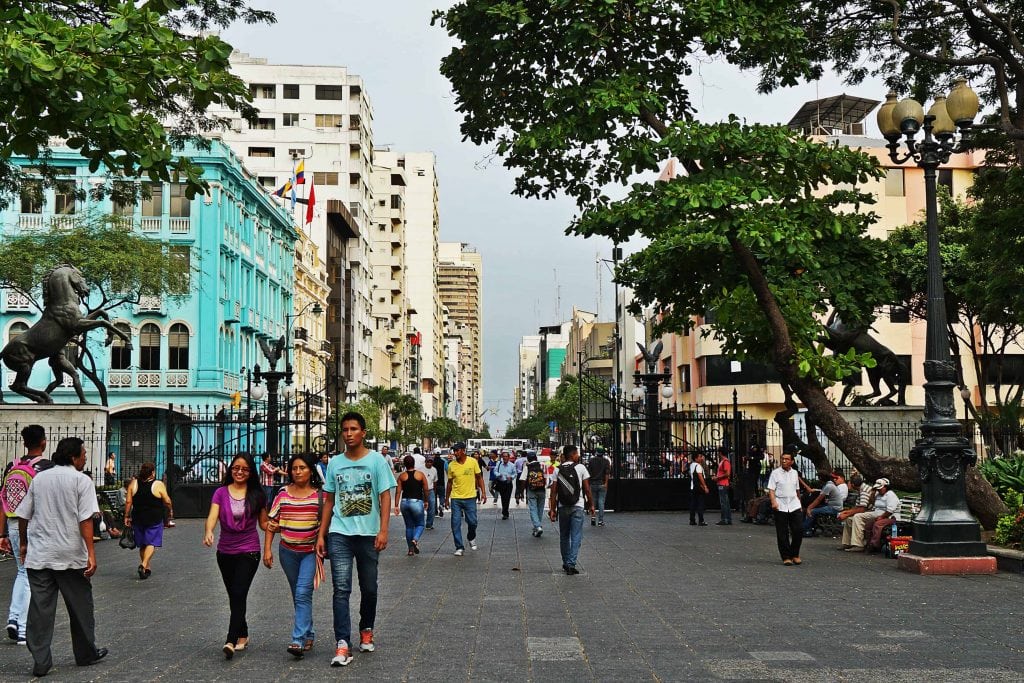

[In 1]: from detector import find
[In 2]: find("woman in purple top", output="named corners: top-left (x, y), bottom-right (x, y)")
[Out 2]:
top-left (203, 454), bottom-right (268, 659)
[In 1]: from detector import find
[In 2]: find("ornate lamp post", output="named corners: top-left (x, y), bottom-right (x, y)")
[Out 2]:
top-left (632, 342), bottom-right (672, 478)
top-left (878, 81), bottom-right (994, 571)
top-left (241, 366), bottom-right (266, 453)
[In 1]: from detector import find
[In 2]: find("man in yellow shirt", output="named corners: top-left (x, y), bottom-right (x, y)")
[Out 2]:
top-left (444, 443), bottom-right (486, 556)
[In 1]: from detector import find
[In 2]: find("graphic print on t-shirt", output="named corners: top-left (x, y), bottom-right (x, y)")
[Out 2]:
top-left (336, 466), bottom-right (373, 517)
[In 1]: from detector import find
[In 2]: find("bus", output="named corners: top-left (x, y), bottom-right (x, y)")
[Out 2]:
top-left (466, 438), bottom-right (531, 453)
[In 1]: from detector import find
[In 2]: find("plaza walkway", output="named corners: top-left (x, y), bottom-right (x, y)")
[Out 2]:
top-left (1, 502), bottom-right (1022, 682)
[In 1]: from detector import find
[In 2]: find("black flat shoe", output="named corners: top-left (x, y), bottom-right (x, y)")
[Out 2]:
top-left (287, 643), bottom-right (304, 658)
top-left (79, 647), bottom-right (108, 666)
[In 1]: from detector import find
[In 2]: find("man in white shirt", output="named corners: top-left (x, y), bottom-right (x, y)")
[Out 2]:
top-left (767, 449), bottom-right (804, 566)
top-left (548, 445), bottom-right (593, 575)
top-left (423, 456), bottom-right (438, 530)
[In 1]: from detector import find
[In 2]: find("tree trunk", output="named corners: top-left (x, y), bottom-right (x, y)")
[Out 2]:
top-left (729, 236), bottom-right (1007, 529)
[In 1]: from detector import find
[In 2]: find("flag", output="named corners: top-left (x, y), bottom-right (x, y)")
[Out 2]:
top-left (294, 160), bottom-right (306, 185)
top-left (272, 179), bottom-right (293, 198)
top-left (305, 176), bottom-right (316, 224)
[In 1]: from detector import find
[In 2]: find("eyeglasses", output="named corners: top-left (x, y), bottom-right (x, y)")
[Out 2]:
top-left (231, 466), bottom-right (250, 473)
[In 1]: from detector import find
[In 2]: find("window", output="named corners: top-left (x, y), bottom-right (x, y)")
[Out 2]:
top-left (884, 168), bottom-right (905, 197)
top-left (142, 183), bottom-right (163, 216)
top-left (54, 181), bottom-right (76, 215)
top-left (390, 194), bottom-right (402, 210)
top-left (258, 176), bottom-right (276, 188)
top-left (703, 355), bottom-right (780, 386)
top-left (314, 114), bottom-right (343, 128)
top-left (110, 323), bottom-right (131, 370)
top-left (139, 323), bottom-right (161, 370)
top-left (168, 323), bottom-right (189, 370)
top-left (7, 322), bottom-right (28, 344)
top-left (170, 245), bottom-right (191, 286)
top-left (282, 113), bottom-right (299, 126)
top-left (20, 180), bottom-right (42, 214)
top-left (282, 83), bottom-right (299, 99)
top-left (249, 83), bottom-right (275, 99)
top-left (248, 147), bottom-right (275, 158)
top-left (678, 365), bottom-right (691, 393)
top-left (349, 114), bottom-right (361, 130)
top-left (111, 181), bottom-right (136, 216)
top-left (938, 169), bottom-right (953, 195)
top-left (313, 172), bottom-right (338, 185)
top-left (169, 184), bottom-right (190, 217)
top-left (315, 84), bottom-right (344, 100)
top-left (255, 118), bottom-right (276, 130)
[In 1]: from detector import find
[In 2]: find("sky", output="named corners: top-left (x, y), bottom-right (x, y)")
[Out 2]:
top-left (223, 1), bottom-right (886, 430)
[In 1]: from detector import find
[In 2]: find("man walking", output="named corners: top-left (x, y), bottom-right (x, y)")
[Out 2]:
top-left (548, 445), bottom-right (592, 575)
top-left (520, 453), bottom-right (548, 537)
top-left (493, 452), bottom-right (517, 520)
top-left (445, 442), bottom-right (486, 556)
top-left (689, 453), bottom-right (709, 526)
top-left (16, 437), bottom-right (107, 677)
top-left (0, 425), bottom-right (50, 646)
top-left (317, 411), bottom-right (396, 667)
top-left (586, 450), bottom-right (610, 527)
top-left (768, 448), bottom-right (804, 566)
top-left (423, 456), bottom-right (438, 530)
top-left (714, 448), bottom-right (733, 525)
top-left (513, 450), bottom-right (527, 506)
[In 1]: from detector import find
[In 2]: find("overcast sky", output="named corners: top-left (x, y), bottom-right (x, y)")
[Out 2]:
top-left (224, 1), bottom-right (885, 430)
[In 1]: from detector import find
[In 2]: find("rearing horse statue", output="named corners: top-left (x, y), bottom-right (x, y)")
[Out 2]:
top-left (0, 264), bottom-right (131, 404)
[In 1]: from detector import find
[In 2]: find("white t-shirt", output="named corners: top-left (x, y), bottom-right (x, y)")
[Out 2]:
top-left (16, 465), bottom-right (99, 570)
top-left (689, 462), bottom-right (706, 491)
top-left (767, 467), bottom-right (802, 513)
top-left (556, 463), bottom-right (590, 509)
top-left (873, 490), bottom-right (900, 516)
top-left (423, 465), bottom-right (438, 491)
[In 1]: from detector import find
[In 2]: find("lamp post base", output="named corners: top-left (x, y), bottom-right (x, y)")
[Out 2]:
top-left (898, 553), bottom-right (997, 575)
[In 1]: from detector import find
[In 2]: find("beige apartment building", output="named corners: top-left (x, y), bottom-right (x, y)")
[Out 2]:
top-left (438, 242), bottom-right (484, 430)
top-left (290, 226), bottom-right (331, 449)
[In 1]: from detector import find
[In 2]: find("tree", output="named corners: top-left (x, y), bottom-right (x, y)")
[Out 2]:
top-left (362, 385), bottom-right (401, 436)
top-left (391, 393), bottom-right (424, 446)
top-left (0, 1), bottom-right (274, 206)
top-left (434, 0), bottom-right (1006, 525)
top-left (0, 213), bottom-right (192, 404)
top-left (329, 398), bottom-right (382, 444)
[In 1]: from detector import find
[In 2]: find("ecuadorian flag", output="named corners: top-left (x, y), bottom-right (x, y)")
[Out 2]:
top-left (295, 160), bottom-right (306, 185)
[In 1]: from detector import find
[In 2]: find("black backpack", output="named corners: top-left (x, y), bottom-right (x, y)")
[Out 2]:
top-left (526, 462), bottom-right (546, 491)
top-left (556, 462), bottom-right (581, 507)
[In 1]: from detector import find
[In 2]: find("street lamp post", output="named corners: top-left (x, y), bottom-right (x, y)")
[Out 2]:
top-left (878, 80), bottom-right (994, 569)
top-left (241, 366), bottom-right (266, 453)
top-left (631, 345), bottom-right (672, 478)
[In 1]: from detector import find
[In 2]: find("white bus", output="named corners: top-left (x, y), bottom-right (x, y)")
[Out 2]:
top-left (466, 438), bottom-right (531, 453)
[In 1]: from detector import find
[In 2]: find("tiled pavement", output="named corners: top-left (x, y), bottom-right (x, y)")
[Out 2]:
top-left (1, 501), bottom-right (1022, 682)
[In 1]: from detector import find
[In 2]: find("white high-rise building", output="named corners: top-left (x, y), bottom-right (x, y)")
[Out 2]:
top-left (209, 52), bottom-right (375, 396)
top-left (438, 242), bottom-right (483, 430)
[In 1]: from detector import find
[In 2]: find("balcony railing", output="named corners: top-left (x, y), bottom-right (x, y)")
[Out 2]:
top-left (141, 217), bottom-right (161, 233)
top-left (5, 291), bottom-right (32, 311)
top-left (169, 217), bottom-right (191, 234)
top-left (18, 214), bottom-right (44, 230)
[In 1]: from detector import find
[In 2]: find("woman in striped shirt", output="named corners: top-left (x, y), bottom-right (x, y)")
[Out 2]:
top-left (263, 453), bottom-right (322, 658)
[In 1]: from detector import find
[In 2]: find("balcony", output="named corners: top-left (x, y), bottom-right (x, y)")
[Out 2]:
top-left (5, 291), bottom-right (32, 311)
top-left (169, 217), bottom-right (191, 234)
top-left (240, 307), bottom-right (254, 330)
top-left (135, 295), bottom-right (165, 315)
top-left (222, 299), bottom-right (240, 323)
top-left (17, 214), bottom-right (44, 230)
top-left (106, 369), bottom-right (193, 389)
top-left (140, 217), bottom-right (161, 233)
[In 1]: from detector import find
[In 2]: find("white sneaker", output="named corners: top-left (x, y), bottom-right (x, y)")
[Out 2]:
top-left (454, 548), bottom-right (464, 556)
top-left (331, 640), bottom-right (353, 667)
top-left (469, 540), bottom-right (478, 551)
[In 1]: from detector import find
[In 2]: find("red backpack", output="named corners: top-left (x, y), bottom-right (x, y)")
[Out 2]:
top-left (1, 457), bottom-right (45, 517)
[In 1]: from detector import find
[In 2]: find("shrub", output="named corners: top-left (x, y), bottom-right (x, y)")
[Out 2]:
top-left (993, 490), bottom-right (1024, 549)
top-left (979, 451), bottom-right (1024, 501)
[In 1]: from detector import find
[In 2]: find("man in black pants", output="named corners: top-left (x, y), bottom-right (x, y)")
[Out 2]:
top-left (688, 453), bottom-right (709, 526)
top-left (767, 448), bottom-right (804, 566)
top-left (492, 452), bottom-right (517, 520)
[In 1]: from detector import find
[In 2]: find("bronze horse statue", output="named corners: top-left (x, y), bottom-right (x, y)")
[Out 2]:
top-left (821, 313), bottom-right (908, 406)
top-left (0, 264), bottom-right (131, 404)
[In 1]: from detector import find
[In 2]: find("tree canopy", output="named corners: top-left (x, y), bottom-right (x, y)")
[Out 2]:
top-left (0, 1), bottom-right (274, 206)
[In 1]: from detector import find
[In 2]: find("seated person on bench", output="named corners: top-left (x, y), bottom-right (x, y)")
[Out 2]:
top-left (841, 478), bottom-right (900, 552)
top-left (802, 469), bottom-right (847, 536)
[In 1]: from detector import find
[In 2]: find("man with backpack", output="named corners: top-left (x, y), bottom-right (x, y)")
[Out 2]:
top-left (548, 445), bottom-right (593, 575)
top-left (519, 453), bottom-right (548, 537)
top-left (0, 425), bottom-right (50, 646)
top-left (586, 450), bottom-right (610, 527)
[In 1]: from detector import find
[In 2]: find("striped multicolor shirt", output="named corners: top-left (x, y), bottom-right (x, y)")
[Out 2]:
top-left (269, 487), bottom-right (321, 553)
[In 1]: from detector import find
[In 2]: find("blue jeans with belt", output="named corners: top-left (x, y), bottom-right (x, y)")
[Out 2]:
top-left (526, 488), bottom-right (546, 529)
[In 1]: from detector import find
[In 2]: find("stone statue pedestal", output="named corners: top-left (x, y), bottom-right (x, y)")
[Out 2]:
top-left (836, 405), bottom-right (924, 460)
top-left (0, 404), bottom-right (110, 484)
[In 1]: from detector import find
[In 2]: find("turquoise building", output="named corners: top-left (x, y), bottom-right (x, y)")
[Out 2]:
top-left (0, 138), bottom-right (298, 477)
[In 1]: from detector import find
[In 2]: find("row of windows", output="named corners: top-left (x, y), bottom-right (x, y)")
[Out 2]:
top-left (20, 180), bottom-right (191, 217)
top-left (884, 168), bottom-right (953, 198)
top-left (249, 113), bottom-right (364, 130)
top-left (5, 322), bottom-right (190, 372)
top-left (248, 83), bottom-right (361, 101)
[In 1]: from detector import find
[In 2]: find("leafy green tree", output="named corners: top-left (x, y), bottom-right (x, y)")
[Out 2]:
top-left (362, 385), bottom-right (401, 436)
top-left (434, 0), bottom-right (1005, 525)
top-left (329, 398), bottom-right (382, 444)
top-left (0, 213), bottom-right (192, 404)
top-left (0, 1), bottom-right (274, 206)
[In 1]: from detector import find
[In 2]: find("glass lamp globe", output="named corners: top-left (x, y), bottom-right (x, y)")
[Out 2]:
top-left (250, 384), bottom-right (267, 401)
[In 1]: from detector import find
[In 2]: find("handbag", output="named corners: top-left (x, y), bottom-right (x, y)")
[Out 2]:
top-left (119, 525), bottom-right (136, 550)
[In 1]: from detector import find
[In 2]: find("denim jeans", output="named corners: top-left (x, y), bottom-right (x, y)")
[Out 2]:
top-left (718, 485), bottom-right (732, 523)
top-left (7, 524), bottom-right (29, 638)
top-left (450, 498), bottom-right (477, 550)
top-left (425, 490), bottom-right (435, 528)
top-left (278, 545), bottom-right (316, 644)
top-left (525, 489), bottom-right (546, 529)
top-left (803, 504), bottom-right (841, 531)
top-left (400, 498), bottom-right (425, 548)
top-left (326, 533), bottom-right (379, 645)
top-left (590, 483), bottom-right (607, 523)
top-left (558, 506), bottom-right (585, 569)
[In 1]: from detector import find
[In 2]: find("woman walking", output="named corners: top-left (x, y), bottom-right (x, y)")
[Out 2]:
top-left (263, 454), bottom-right (323, 658)
top-left (124, 462), bottom-right (172, 579)
top-left (203, 454), bottom-right (268, 659)
top-left (394, 455), bottom-right (429, 555)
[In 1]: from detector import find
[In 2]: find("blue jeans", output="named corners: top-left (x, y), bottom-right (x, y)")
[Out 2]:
top-left (718, 485), bottom-right (732, 523)
top-left (526, 489), bottom-right (546, 529)
top-left (425, 491), bottom-right (435, 528)
top-left (400, 499), bottom-right (425, 548)
top-left (278, 545), bottom-right (316, 644)
top-left (7, 524), bottom-right (29, 638)
top-left (590, 483), bottom-right (607, 523)
top-left (803, 505), bottom-right (841, 531)
top-left (326, 534), bottom-right (379, 644)
top-left (450, 498), bottom-right (478, 550)
top-left (558, 506), bottom-right (585, 569)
